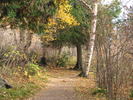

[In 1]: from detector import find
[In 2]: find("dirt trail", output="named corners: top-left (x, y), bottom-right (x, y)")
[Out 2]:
top-left (33, 76), bottom-right (78, 100)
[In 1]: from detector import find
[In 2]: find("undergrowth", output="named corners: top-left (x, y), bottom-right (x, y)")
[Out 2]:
top-left (0, 83), bottom-right (38, 100)
top-left (91, 87), bottom-right (106, 98)
top-left (0, 74), bottom-right (48, 100)
top-left (0, 62), bottom-right (48, 100)
top-left (56, 52), bottom-right (68, 68)
top-left (46, 52), bottom-right (76, 68)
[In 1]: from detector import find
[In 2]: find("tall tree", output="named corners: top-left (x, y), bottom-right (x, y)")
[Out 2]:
top-left (70, 0), bottom-right (91, 70)
top-left (41, 0), bottom-right (80, 65)
top-left (78, 0), bottom-right (121, 77)
top-left (78, 0), bottom-right (98, 77)
top-left (48, 0), bottom-right (91, 70)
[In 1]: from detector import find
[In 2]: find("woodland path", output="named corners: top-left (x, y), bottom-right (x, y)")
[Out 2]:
top-left (32, 68), bottom-right (80, 100)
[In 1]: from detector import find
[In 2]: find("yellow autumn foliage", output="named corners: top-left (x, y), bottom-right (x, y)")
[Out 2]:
top-left (57, 0), bottom-right (79, 26)
top-left (45, 0), bottom-right (80, 31)
top-left (43, 0), bottom-right (79, 45)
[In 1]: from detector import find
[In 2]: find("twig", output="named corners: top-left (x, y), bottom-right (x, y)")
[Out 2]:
top-left (79, 0), bottom-right (92, 12)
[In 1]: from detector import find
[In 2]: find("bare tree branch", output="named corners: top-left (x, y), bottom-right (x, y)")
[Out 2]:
top-left (79, 0), bottom-right (92, 12)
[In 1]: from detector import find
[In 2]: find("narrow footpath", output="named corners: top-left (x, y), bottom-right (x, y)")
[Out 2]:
top-left (32, 69), bottom-right (79, 100)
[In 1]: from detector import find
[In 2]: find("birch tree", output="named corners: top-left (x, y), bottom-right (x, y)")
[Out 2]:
top-left (79, 0), bottom-right (98, 77)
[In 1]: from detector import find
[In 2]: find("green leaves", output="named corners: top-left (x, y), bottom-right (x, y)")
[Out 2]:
top-left (103, 0), bottom-right (121, 18)
top-left (6, 4), bottom-right (19, 18)
top-left (0, 0), bottom-right (56, 35)
top-left (25, 63), bottom-right (42, 78)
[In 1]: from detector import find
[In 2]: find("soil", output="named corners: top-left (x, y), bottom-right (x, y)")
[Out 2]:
top-left (32, 69), bottom-right (79, 100)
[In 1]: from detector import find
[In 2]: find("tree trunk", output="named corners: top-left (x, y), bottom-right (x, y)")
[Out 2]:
top-left (19, 30), bottom-right (26, 67)
top-left (79, 0), bottom-right (98, 77)
top-left (19, 30), bottom-right (33, 67)
top-left (73, 44), bottom-right (83, 70)
top-left (19, 30), bottom-right (33, 53)
top-left (41, 43), bottom-right (47, 65)
top-left (24, 32), bottom-right (33, 53)
top-left (19, 29), bottom-right (25, 54)
top-left (58, 43), bottom-right (62, 59)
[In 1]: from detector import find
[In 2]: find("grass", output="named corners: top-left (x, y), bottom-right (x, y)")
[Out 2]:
top-left (0, 83), bottom-right (37, 100)
top-left (0, 69), bottom-right (48, 100)
top-left (0, 80), bottom-right (47, 100)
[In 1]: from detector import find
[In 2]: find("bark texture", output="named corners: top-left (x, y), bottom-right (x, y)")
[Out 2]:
top-left (58, 43), bottom-right (62, 59)
top-left (80, 0), bottom-right (98, 77)
top-left (73, 44), bottom-right (83, 70)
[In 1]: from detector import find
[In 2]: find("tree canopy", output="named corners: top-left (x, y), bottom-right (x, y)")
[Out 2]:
top-left (0, 0), bottom-right (56, 34)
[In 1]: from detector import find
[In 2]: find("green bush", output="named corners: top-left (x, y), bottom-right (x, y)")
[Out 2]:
top-left (24, 63), bottom-right (42, 77)
top-left (46, 52), bottom-right (76, 67)
top-left (66, 56), bottom-right (76, 66)
top-left (56, 52), bottom-right (68, 68)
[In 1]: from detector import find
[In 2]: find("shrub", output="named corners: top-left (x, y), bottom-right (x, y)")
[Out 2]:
top-left (28, 50), bottom-right (42, 65)
top-left (56, 52), bottom-right (68, 68)
top-left (24, 63), bottom-right (42, 78)
top-left (66, 56), bottom-right (76, 67)
top-left (0, 46), bottom-right (22, 75)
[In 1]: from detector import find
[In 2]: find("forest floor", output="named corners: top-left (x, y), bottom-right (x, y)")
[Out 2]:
top-left (1, 66), bottom-right (131, 100)
top-left (28, 67), bottom-right (100, 100)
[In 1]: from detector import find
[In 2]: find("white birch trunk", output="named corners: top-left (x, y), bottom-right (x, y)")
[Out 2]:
top-left (80, 0), bottom-right (98, 76)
